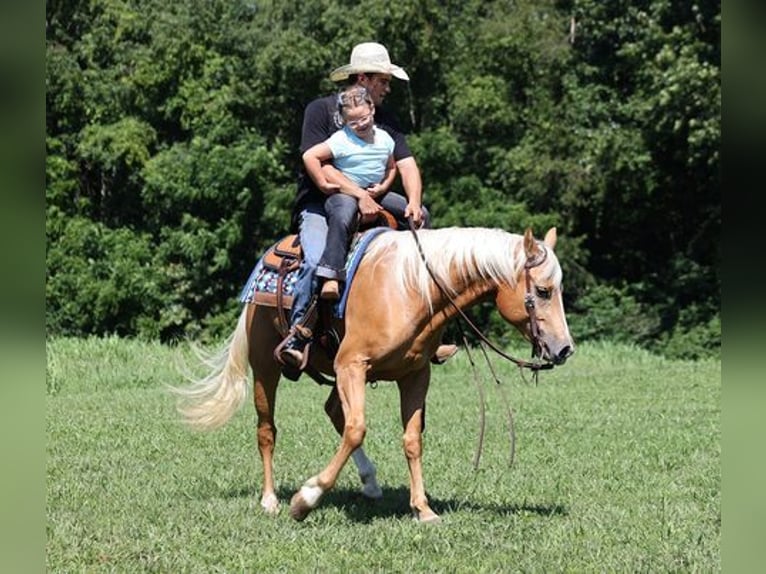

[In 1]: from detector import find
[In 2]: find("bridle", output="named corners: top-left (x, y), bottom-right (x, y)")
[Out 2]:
top-left (407, 219), bottom-right (554, 374)
top-left (406, 219), bottom-right (554, 470)
top-left (523, 247), bottom-right (549, 362)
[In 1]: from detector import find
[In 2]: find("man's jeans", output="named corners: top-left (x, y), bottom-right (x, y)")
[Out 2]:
top-left (290, 203), bottom-right (328, 329)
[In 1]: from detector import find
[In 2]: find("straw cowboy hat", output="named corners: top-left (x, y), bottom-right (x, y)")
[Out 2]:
top-left (329, 42), bottom-right (410, 82)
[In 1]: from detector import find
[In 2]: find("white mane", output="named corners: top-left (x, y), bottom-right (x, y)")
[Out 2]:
top-left (363, 227), bottom-right (560, 311)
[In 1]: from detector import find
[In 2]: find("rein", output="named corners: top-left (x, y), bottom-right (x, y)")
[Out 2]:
top-left (406, 219), bottom-right (554, 374)
top-left (406, 219), bottom-right (553, 469)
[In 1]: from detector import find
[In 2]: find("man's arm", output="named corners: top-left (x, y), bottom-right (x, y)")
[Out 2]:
top-left (396, 156), bottom-right (424, 226)
top-left (379, 155), bottom-right (398, 193)
top-left (376, 109), bottom-right (424, 224)
top-left (322, 164), bottom-right (383, 218)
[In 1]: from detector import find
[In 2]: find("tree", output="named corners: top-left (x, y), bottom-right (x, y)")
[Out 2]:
top-left (45, 0), bottom-right (720, 357)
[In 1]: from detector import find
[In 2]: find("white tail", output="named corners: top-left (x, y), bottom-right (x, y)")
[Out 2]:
top-left (172, 306), bottom-right (250, 430)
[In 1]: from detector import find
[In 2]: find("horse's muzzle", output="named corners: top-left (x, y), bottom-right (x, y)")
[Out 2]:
top-left (552, 344), bottom-right (574, 365)
top-left (537, 342), bottom-right (574, 365)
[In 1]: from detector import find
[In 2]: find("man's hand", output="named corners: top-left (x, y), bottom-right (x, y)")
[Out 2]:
top-left (404, 202), bottom-right (424, 228)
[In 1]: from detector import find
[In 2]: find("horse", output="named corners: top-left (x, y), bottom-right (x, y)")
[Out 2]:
top-left (174, 226), bottom-right (574, 523)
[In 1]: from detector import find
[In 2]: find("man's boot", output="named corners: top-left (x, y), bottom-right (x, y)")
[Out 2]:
top-left (431, 344), bottom-right (459, 365)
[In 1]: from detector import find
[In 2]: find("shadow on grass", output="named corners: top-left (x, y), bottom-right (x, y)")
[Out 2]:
top-left (318, 487), bottom-right (568, 523)
top-left (223, 484), bottom-right (567, 523)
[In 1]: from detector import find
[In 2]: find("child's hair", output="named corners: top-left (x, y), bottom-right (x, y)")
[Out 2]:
top-left (337, 86), bottom-right (373, 117)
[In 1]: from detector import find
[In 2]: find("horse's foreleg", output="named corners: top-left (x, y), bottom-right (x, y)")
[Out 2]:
top-left (325, 387), bottom-right (382, 500)
top-left (290, 363), bottom-right (367, 521)
top-left (397, 368), bottom-right (440, 524)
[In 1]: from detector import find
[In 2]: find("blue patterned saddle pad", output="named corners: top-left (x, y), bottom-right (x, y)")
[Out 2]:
top-left (239, 227), bottom-right (392, 319)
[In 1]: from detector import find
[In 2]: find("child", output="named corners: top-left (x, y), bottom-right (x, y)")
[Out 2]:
top-left (302, 86), bottom-right (398, 300)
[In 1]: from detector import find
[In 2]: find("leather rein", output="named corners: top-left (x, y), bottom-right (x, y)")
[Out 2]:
top-left (406, 220), bottom-right (555, 470)
top-left (406, 219), bottom-right (554, 374)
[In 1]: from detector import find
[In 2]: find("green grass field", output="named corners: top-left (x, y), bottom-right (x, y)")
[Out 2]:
top-left (46, 337), bottom-right (720, 572)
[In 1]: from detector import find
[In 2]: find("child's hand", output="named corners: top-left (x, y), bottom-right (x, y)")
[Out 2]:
top-left (358, 194), bottom-right (383, 223)
top-left (366, 183), bottom-right (386, 199)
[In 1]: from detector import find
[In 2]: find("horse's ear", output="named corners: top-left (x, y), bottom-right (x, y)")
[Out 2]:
top-left (543, 227), bottom-right (557, 249)
top-left (523, 227), bottom-right (540, 259)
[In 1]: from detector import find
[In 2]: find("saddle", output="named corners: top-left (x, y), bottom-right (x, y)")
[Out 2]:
top-left (249, 211), bottom-right (398, 383)
top-left (263, 234), bottom-right (302, 271)
top-left (260, 234), bottom-right (302, 336)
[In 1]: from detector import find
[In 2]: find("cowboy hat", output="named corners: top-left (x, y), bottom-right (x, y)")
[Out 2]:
top-left (329, 42), bottom-right (409, 82)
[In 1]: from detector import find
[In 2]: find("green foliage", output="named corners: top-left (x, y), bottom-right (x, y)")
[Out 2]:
top-left (408, 127), bottom-right (465, 183)
top-left (46, 214), bottom-right (165, 338)
top-left (45, 137), bottom-right (80, 211)
top-left (78, 117), bottom-right (156, 170)
top-left (661, 311), bottom-right (721, 361)
top-left (567, 283), bottom-right (661, 347)
top-left (45, 0), bottom-right (719, 356)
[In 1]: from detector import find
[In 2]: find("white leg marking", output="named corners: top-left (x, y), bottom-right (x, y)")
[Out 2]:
top-left (299, 476), bottom-right (324, 508)
top-left (260, 492), bottom-right (279, 515)
top-left (352, 448), bottom-right (382, 499)
top-left (351, 448), bottom-right (375, 477)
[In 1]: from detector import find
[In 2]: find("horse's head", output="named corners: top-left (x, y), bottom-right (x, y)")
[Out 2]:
top-left (495, 227), bottom-right (575, 365)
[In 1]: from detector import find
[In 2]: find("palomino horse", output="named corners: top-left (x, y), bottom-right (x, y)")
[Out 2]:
top-left (175, 226), bottom-right (574, 523)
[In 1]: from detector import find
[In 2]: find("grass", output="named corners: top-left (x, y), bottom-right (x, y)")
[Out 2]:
top-left (47, 337), bottom-right (720, 572)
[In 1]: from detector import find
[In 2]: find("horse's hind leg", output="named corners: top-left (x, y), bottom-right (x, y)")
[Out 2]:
top-left (250, 309), bottom-right (283, 515)
top-left (325, 387), bottom-right (382, 499)
top-left (397, 368), bottom-right (440, 523)
top-left (253, 367), bottom-right (280, 514)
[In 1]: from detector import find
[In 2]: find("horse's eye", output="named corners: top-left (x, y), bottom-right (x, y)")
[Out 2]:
top-left (535, 286), bottom-right (551, 300)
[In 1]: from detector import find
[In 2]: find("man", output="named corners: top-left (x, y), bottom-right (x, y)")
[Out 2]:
top-left (280, 42), bottom-right (457, 368)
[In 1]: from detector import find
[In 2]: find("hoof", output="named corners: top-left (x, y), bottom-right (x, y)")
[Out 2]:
top-left (359, 471), bottom-right (383, 500)
top-left (289, 477), bottom-right (324, 522)
top-left (361, 481), bottom-right (383, 500)
top-left (289, 492), bottom-right (313, 522)
top-left (431, 344), bottom-right (459, 365)
top-left (412, 508), bottom-right (442, 524)
top-left (260, 493), bottom-right (280, 515)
